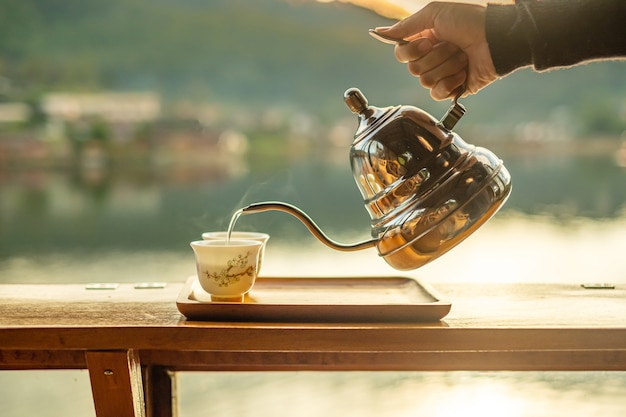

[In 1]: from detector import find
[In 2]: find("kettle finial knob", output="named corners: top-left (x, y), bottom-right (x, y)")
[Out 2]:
top-left (439, 86), bottom-right (466, 130)
top-left (344, 88), bottom-right (368, 114)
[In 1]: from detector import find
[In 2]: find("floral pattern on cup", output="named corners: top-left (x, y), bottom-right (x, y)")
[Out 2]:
top-left (205, 251), bottom-right (255, 287)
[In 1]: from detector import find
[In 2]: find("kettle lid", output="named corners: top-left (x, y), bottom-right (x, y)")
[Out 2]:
top-left (344, 88), bottom-right (400, 139)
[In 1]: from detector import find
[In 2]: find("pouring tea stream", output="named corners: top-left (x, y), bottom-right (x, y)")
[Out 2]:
top-left (230, 89), bottom-right (511, 270)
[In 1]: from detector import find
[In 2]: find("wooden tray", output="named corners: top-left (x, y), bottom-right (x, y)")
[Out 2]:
top-left (176, 276), bottom-right (451, 322)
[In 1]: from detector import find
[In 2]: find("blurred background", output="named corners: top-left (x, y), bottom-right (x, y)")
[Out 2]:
top-left (0, 0), bottom-right (625, 416)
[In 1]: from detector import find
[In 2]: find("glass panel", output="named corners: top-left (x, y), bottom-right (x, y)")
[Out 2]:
top-left (0, 370), bottom-right (95, 417)
top-left (178, 371), bottom-right (626, 417)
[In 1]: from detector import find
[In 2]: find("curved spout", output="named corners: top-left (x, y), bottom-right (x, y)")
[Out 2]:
top-left (241, 201), bottom-right (377, 252)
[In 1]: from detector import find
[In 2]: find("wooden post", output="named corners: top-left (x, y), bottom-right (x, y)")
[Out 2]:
top-left (86, 350), bottom-right (146, 417)
top-left (143, 366), bottom-right (177, 417)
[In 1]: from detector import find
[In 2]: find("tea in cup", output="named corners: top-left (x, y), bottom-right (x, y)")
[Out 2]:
top-left (190, 239), bottom-right (263, 302)
top-left (202, 231), bottom-right (269, 274)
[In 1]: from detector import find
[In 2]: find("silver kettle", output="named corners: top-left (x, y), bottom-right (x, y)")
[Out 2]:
top-left (241, 88), bottom-right (512, 270)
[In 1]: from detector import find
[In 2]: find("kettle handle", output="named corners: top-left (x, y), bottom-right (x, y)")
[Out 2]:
top-left (440, 85), bottom-right (466, 130)
top-left (241, 201), bottom-right (377, 252)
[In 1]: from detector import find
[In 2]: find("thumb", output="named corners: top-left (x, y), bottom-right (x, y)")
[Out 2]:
top-left (376, 3), bottom-right (440, 40)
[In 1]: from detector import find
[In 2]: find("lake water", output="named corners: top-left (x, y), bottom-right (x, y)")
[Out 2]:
top-left (2, 145), bottom-right (626, 285)
top-left (1, 146), bottom-right (625, 416)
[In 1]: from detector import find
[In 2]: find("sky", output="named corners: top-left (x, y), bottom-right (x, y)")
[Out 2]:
top-left (317, 0), bottom-right (511, 19)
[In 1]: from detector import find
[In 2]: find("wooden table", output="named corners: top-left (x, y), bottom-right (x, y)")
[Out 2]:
top-left (0, 280), bottom-right (625, 417)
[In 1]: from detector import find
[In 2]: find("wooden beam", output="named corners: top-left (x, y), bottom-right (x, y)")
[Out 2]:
top-left (86, 350), bottom-right (145, 417)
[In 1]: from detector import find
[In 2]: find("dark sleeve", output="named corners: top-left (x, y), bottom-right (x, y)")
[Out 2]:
top-left (485, 0), bottom-right (626, 76)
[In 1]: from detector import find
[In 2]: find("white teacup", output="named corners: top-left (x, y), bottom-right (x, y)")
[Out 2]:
top-left (190, 239), bottom-right (263, 302)
top-left (202, 231), bottom-right (269, 274)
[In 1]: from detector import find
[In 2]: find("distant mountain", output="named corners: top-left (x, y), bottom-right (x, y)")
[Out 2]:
top-left (1, 0), bottom-right (625, 134)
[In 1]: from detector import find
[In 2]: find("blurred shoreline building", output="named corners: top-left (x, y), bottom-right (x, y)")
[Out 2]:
top-left (42, 92), bottom-right (161, 123)
top-left (0, 103), bottom-right (30, 124)
top-left (41, 92), bottom-right (161, 143)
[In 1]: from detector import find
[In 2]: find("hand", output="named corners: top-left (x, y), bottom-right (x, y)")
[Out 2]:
top-left (375, 2), bottom-right (497, 100)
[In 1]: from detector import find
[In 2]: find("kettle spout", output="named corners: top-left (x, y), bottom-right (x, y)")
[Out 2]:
top-left (241, 201), bottom-right (377, 252)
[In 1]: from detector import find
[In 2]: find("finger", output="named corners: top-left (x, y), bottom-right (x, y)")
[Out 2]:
top-left (420, 29), bottom-right (440, 43)
top-left (394, 38), bottom-right (433, 63)
top-left (430, 70), bottom-right (467, 101)
top-left (404, 42), bottom-right (464, 77)
top-left (375, 3), bottom-right (441, 40)
top-left (409, 51), bottom-right (468, 88)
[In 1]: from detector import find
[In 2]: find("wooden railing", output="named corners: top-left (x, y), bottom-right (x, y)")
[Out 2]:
top-left (1, 281), bottom-right (625, 417)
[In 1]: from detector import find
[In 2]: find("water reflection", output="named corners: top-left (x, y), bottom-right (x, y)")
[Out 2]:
top-left (1, 370), bottom-right (624, 417)
top-left (178, 371), bottom-right (626, 417)
top-left (1, 149), bottom-right (625, 284)
top-left (504, 152), bottom-right (626, 218)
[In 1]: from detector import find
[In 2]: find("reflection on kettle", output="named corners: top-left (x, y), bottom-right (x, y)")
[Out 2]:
top-left (241, 88), bottom-right (512, 270)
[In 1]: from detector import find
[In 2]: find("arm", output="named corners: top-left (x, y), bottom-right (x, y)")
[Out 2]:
top-left (488, 0), bottom-right (626, 75)
top-left (377, 0), bottom-right (626, 100)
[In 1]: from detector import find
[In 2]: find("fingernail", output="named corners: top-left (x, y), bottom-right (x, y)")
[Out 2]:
top-left (374, 26), bottom-right (391, 32)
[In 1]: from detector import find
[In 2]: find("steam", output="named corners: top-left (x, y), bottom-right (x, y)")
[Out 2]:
top-left (224, 169), bottom-right (298, 231)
